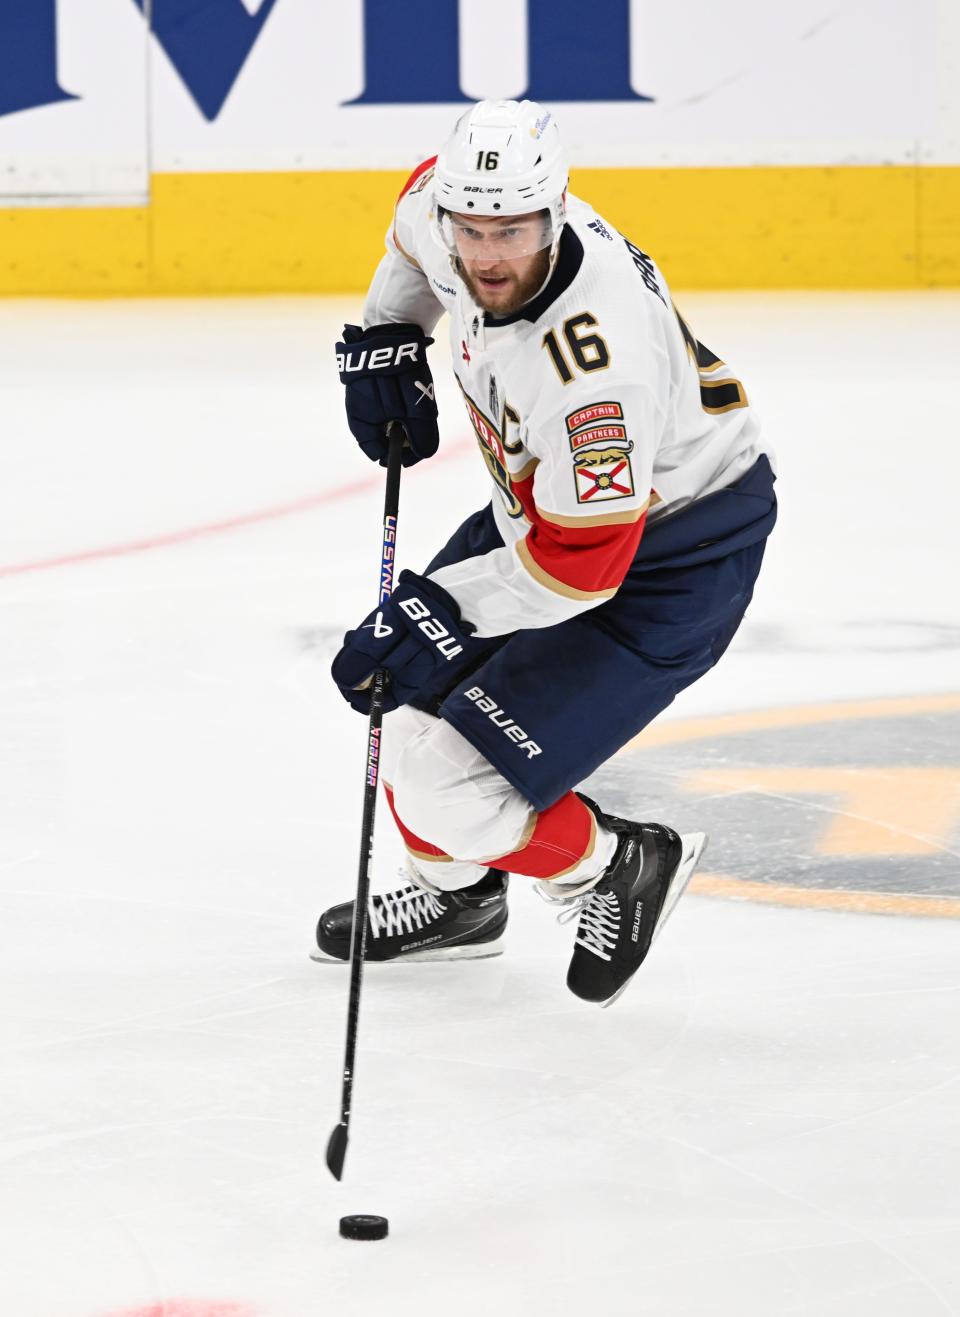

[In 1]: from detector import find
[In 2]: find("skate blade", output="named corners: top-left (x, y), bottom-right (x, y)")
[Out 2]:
top-left (651, 831), bottom-right (707, 946)
top-left (309, 935), bottom-right (506, 965)
top-left (600, 832), bottom-right (708, 1011)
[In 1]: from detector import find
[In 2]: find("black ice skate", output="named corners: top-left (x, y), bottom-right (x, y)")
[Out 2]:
top-left (563, 797), bottom-right (706, 1008)
top-left (311, 869), bottom-right (508, 963)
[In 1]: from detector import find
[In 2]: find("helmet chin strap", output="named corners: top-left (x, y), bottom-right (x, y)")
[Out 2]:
top-left (529, 190), bottom-right (568, 302)
top-left (529, 222), bottom-right (565, 302)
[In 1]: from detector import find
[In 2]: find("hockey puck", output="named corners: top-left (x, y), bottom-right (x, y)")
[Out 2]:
top-left (339, 1214), bottom-right (389, 1241)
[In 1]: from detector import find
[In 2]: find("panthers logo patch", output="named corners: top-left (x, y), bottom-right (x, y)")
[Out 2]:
top-left (573, 447), bottom-right (635, 503)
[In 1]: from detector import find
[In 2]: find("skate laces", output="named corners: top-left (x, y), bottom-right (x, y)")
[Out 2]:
top-left (562, 888), bottom-right (620, 962)
top-left (367, 885), bottom-right (446, 939)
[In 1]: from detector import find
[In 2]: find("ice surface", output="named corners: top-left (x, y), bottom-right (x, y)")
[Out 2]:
top-left (1, 294), bottom-right (958, 1317)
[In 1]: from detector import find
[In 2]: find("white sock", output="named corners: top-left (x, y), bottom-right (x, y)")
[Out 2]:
top-left (535, 823), bottom-right (618, 902)
top-left (405, 854), bottom-right (489, 895)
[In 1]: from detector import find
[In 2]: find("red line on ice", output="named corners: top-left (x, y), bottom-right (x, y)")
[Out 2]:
top-left (99, 1302), bottom-right (259, 1317)
top-left (0, 440), bottom-right (470, 580)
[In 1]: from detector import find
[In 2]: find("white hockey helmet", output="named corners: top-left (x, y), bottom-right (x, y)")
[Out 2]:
top-left (432, 99), bottom-right (568, 266)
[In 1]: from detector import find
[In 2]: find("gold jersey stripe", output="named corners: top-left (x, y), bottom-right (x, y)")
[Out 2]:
top-left (404, 844), bottom-right (453, 864)
top-left (511, 456), bottom-right (540, 483)
top-left (534, 496), bottom-right (650, 529)
top-left (515, 536), bottom-right (618, 601)
top-left (392, 223), bottom-right (423, 271)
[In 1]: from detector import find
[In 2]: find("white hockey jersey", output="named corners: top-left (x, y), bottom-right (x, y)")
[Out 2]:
top-left (363, 157), bottom-right (774, 638)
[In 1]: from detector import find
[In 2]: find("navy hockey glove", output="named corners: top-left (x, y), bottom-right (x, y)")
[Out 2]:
top-left (332, 571), bottom-right (491, 714)
top-left (336, 323), bottom-right (439, 468)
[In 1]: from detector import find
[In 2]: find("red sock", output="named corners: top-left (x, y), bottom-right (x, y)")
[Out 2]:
top-left (488, 791), bottom-right (597, 879)
top-left (385, 783), bottom-right (596, 881)
top-left (383, 783), bottom-right (452, 863)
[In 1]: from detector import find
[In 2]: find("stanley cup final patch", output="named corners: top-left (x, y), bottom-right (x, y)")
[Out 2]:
top-left (573, 446), bottom-right (635, 503)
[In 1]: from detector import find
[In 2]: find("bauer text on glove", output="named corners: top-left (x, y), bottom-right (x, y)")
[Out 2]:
top-left (336, 323), bottom-right (439, 468)
top-left (331, 571), bottom-right (495, 713)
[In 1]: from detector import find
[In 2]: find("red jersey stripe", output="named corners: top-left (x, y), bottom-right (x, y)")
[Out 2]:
top-left (397, 155), bottom-right (438, 203)
top-left (522, 509), bottom-right (648, 596)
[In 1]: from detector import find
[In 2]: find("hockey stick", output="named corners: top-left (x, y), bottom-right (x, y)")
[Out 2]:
top-left (325, 423), bottom-right (405, 1182)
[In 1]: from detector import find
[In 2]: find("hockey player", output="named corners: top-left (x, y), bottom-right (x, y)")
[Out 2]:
top-left (314, 100), bottom-right (777, 1006)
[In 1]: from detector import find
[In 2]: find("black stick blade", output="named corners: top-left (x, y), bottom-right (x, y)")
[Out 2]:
top-left (326, 1122), bottom-right (348, 1181)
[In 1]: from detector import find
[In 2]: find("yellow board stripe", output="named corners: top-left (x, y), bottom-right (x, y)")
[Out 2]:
top-left (576, 164), bottom-right (960, 289)
top-left (1, 165), bottom-right (958, 295)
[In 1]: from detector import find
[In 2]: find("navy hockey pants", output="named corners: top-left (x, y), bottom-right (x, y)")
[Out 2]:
top-left (426, 454), bottom-right (777, 813)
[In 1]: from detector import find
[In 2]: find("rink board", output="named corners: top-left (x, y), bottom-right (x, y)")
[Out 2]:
top-left (2, 0), bottom-right (958, 293)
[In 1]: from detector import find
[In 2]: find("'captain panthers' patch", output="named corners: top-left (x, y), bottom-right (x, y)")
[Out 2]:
top-left (565, 401), bottom-right (623, 434)
top-left (569, 423), bottom-right (629, 453)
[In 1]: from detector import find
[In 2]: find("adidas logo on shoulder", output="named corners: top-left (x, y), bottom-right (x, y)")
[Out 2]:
top-left (587, 218), bottom-right (614, 241)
